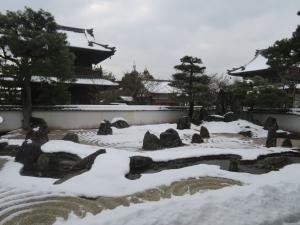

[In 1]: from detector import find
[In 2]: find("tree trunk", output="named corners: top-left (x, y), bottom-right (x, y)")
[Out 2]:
top-left (188, 70), bottom-right (194, 118)
top-left (188, 100), bottom-right (194, 118)
top-left (22, 76), bottom-right (32, 131)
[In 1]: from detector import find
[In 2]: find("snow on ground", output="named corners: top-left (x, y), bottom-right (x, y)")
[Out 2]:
top-left (54, 164), bottom-right (300, 225)
top-left (0, 141), bottom-right (294, 198)
top-left (202, 119), bottom-right (268, 138)
top-left (0, 120), bottom-right (294, 197)
top-left (42, 140), bottom-right (100, 158)
top-left (77, 120), bottom-right (269, 151)
top-left (0, 138), bottom-right (24, 146)
top-left (0, 120), bottom-right (299, 224)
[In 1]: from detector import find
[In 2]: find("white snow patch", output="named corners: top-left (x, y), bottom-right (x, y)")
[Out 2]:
top-left (111, 117), bottom-right (128, 123)
top-left (202, 119), bottom-right (268, 138)
top-left (41, 140), bottom-right (99, 158)
top-left (0, 116), bottom-right (3, 124)
top-left (0, 138), bottom-right (24, 146)
top-left (54, 165), bottom-right (300, 225)
top-left (33, 127), bottom-right (40, 132)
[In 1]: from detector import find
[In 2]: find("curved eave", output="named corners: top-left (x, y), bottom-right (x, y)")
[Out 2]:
top-left (228, 68), bottom-right (272, 77)
top-left (70, 46), bottom-right (115, 64)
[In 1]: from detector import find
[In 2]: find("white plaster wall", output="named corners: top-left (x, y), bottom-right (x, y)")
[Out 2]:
top-left (0, 109), bottom-right (186, 132)
top-left (252, 113), bottom-right (300, 133)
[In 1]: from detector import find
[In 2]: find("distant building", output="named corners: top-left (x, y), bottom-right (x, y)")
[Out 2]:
top-left (227, 50), bottom-right (281, 82)
top-left (139, 80), bottom-right (178, 105)
top-left (228, 50), bottom-right (300, 107)
top-left (0, 25), bottom-right (118, 105)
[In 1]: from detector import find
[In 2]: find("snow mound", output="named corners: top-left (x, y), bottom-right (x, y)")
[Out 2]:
top-left (111, 117), bottom-right (128, 123)
top-left (202, 119), bottom-right (268, 138)
top-left (41, 140), bottom-right (99, 158)
top-left (54, 165), bottom-right (300, 225)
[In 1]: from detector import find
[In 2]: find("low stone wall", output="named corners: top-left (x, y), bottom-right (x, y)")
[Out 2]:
top-left (0, 105), bottom-right (187, 132)
top-left (252, 111), bottom-right (300, 133)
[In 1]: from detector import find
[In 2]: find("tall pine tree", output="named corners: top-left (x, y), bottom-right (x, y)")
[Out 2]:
top-left (171, 56), bottom-right (209, 117)
top-left (0, 8), bottom-right (74, 130)
top-left (261, 20), bottom-right (300, 106)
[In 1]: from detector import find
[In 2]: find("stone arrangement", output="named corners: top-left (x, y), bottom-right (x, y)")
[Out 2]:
top-left (191, 133), bottom-right (203, 143)
top-left (111, 119), bottom-right (129, 129)
top-left (143, 128), bottom-right (183, 150)
top-left (97, 120), bottom-right (113, 135)
top-left (62, 132), bottom-right (79, 143)
top-left (176, 116), bottom-right (191, 130)
top-left (265, 117), bottom-right (278, 148)
top-left (25, 117), bottom-right (49, 145)
top-left (282, 138), bottom-right (293, 148)
top-left (200, 126), bottom-right (210, 138)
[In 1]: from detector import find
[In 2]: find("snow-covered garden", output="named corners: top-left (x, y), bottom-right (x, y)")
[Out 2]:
top-left (0, 117), bottom-right (300, 225)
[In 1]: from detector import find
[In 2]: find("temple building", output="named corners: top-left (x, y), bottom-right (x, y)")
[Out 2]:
top-left (227, 50), bottom-right (281, 82)
top-left (139, 80), bottom-right (178, 105)
top-left (228, 50), bottom-right (300, 107)
top-left (0, 25), bottom-right (118, 105)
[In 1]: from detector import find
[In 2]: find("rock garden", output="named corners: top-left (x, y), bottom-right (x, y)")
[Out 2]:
top-left (0, 114), bottom-right (300, 225)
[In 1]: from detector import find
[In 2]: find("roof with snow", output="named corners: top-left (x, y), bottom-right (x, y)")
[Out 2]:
top-left (228, 50), bottom-right (271, 77)
top-left (32, 76), bottom-right (118, 86)
top-left (57, 25), bottom-right (116, 52)
top-left (57, 25), bottom-right (115, 65)
top-left (143, 80), bottom-right (178, 94)
top-left (1, 75), bottom-right (118, 86)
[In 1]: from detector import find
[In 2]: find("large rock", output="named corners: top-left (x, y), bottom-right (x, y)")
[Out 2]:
top-left (258, 156), bottom-right (289, 170)
top-left (54, 150), bottom-right (106, 184)
top-left (191, 133), bottom-right (203, 143)
top-left (266, 125), bottom-right (277, 148)
top-left (263, 117), bottom-right (278, 130)
top-left (129, 156), bottom-right (153, 173)
top-left (62, 132), bottom-right (79, 143)
top-left (0, 145), bottom-right (20, 157)
top-left (282, 138), bottom-right (293, 148)
top-left (36, 152), bottom-right (81, 178)
top-left (199, 107), bottom-right (208, 121)
top-left (15, 140), bottom-right (82, 178)
top-left (71, 149), bottom-right (106, 172)
top-left (30, 117), bottom-right (49, 132)
top-left (192, 110), bottom-right (202, 125)
top-left (142, 131), bottom-right (162, 150)
top-left (224, 112), bottom-right (238, 122)
top-left (200, 126), bottom-right (210, 138)
top-left (176, 116), bottom-right (191, 130)
top-left (160, 128), bottom-right (183, 148)
top-left (0, 141), bottom-right (8, 150)
top-left (97, 120), bottom-right (112, 135)
top-left (111, 118), bottom-right (129, 129)
top-left (15, 141), bottom-right (43, 172)
top-left (25, 117), bottom-right (49, 145)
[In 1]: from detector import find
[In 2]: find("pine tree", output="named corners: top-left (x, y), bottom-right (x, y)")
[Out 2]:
top-left (0, 8), bottom-right (74, 130)
top-left (171, 56), bottom-right (209, 117)
top-left (261, 24), bottom-right (300, 106)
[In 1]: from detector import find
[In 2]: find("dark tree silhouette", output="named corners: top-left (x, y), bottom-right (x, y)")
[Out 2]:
top-left (0, 8), bottom-right (74, 130)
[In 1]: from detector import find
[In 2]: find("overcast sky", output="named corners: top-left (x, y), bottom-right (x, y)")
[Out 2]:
top-left (1, 0), bottom-right (299, 79)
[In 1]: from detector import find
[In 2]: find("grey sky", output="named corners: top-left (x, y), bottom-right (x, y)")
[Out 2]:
top-left (1, 0), bottom-right (299, 79)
